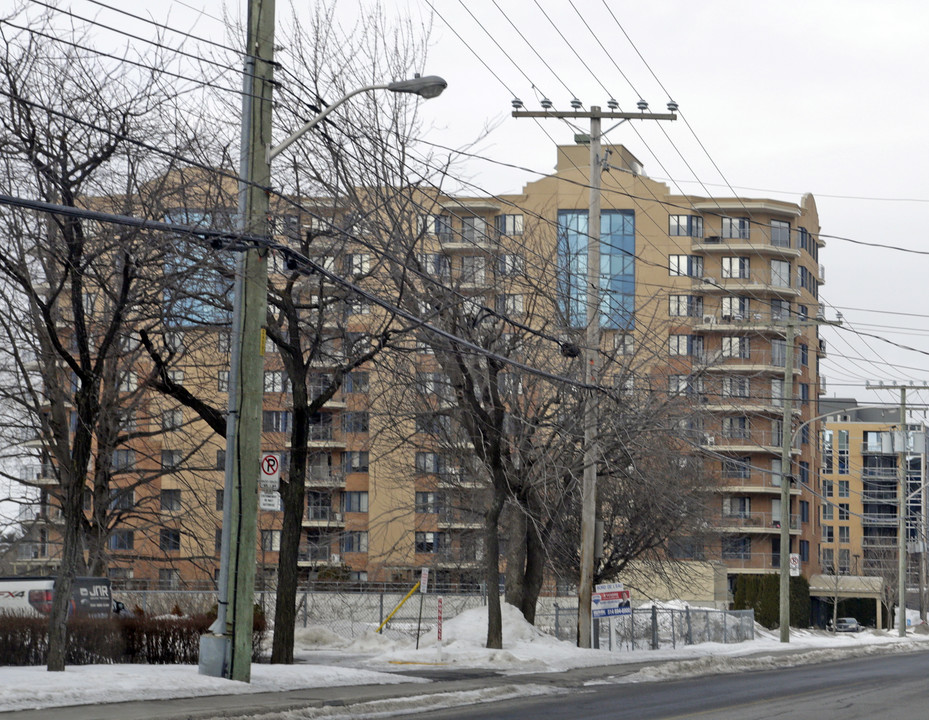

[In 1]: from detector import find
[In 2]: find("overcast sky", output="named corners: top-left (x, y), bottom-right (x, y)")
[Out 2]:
top-left (19, 0), bottom-right (929, 413)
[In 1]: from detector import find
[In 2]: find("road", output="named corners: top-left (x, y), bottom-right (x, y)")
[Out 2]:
top-left (408, 649), bottom-right (929, 720)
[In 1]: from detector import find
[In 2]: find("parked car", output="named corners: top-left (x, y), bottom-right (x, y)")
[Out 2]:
top-left (832, 617), bottom-right (863, 632)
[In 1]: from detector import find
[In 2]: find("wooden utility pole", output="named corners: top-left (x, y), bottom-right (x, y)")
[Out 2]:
top-left (512, 103), bottom-right (675, 648)
top-left (200, 0), bottom-right (274, 682)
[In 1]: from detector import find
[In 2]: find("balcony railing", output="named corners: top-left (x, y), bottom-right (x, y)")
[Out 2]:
top-left (719, 511), bottom-right (799, 531)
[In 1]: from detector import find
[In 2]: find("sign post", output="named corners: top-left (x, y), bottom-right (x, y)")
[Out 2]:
top-left (416, 568), bottom-right (429, 649)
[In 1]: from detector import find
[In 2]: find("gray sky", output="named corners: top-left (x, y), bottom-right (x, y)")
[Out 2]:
top-left (24, 0), bottom-right (929, 411)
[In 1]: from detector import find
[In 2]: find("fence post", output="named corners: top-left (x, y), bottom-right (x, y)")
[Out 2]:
top-left (723, 611), bottom-right (728, 643)
top-left (554, 603), bottom-right (560, 640)
top-left (685, 606), bottom-right (693, 645)
top-left (670, 610), bottom-right (676, 648)
top-left (630, 610), bottom-right (635, 651)
top-left (651, 606), bottom-right (658, 650)
top-left (379, 593), bottom-right (384, 628)
top-left (706, 610), bottom-right (711, 643)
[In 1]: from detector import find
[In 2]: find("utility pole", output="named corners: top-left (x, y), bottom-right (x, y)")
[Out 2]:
top-left (921, 432), bottom-right (927, 622)
top-left (778, 315), bottom-right (840, 643)
top-left (512, 102), bottom-right (675, 647)
top-left (200, 0), bottom-right (275, 682)
top-left (897, 387), bottom-right (907, 637)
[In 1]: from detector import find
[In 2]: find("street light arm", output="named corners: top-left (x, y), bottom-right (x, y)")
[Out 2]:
top-left (268, 83), bottom-right (390, 161)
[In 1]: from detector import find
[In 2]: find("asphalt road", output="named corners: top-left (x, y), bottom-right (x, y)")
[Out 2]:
top-left (408, 649), bottom-right (929, 720)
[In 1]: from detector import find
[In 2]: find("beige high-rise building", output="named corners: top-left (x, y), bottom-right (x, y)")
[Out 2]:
top-left (14, 144), bottom-right (827, 601)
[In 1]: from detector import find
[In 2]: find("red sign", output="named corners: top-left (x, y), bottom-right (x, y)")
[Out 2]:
top-left (593, 590), bottom-right (630, 602)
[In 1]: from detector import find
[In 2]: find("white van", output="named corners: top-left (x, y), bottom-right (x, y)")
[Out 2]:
top-left (0, 577), bottom-right (120, 618)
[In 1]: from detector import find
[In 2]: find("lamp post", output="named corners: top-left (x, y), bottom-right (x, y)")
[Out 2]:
top-left (199, 2), bottom-right (446, 684)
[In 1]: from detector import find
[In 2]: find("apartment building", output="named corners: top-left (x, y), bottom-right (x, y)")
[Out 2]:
top-left (819, 398), bottom-right (927, 584)
top-left (14, 144), bottom-right (827, 596)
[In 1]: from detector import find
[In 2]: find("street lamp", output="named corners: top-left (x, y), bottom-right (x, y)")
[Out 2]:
top-left (201, 64), bottom-right (445, 682)
top-left (269, 75), bottom-right (447, 161)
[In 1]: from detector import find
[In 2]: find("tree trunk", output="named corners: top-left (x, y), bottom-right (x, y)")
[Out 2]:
top-left (503, 504), bottom-right (526, 610)
top-left (271, 452), bottom-right (307, 663)
top-left (520, 512), bottom-right (545, 625)
top-left (47, 471), bottom-right (86, 671)
top-left (484, 492), bottom-right (505, 649)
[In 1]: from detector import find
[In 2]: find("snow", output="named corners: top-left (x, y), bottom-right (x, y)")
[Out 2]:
top-left (2, 602), bottom-right (928, 714)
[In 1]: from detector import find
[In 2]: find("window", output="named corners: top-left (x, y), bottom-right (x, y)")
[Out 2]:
top-left (838, 503), bottom-right (849, 521)
top-left (823, 478), bottom-right (834, 496)
top-left (669, 334), bottom-right (704, 357)
top-left (415, 452), bottom-right (445, 474)
top-left (420, 214), bottom-right (452, 236)
top-left (262, 410), bottom-right (292, 433)
top-left (721, 296), bottom-right (749, 319)
top-left (109, 489), bottom-right (134, 511)
top-left (668, 215), bottom-right (703, 237)
top-left (723, 496), bottom-right (751, 518)
top-left (215, 489), bottom-right (224, 512)
top-left (771, 299), bottom-right (790, 322)
top-left (721, 336), bottom-right (750, 358)
top-left (341, 411), bottom-right (369, 433)
top-left (461, 255), bottom-right (486, 285)
top-left (798, 266), bottom-right (818, 295)
top-left (264, 370), bottom-right (288, 393)
top-left (771, 338), bottom-right (787, 367)
top-left (216, 449), bottom-right (226, 470)
top-left (342, 491), bottom-right (369, 513)
top-left (799, 539), bottom-right (809, 562)
top-left (800, 383), bottom-right (810, 404)
top-left (771, 378), bottom-right (784, 407)
top-left (344, 372), bottom-right (369, 394)
top-left (800, 343), bottom-right (809, 367)
top-left (342, 451), bottom-right (369, 473)
top-left (615, 334), bottom-right (634, 355)
top-left (344, 253), bottom-right (370, 276)
top-left (721, 217), bottom-right (750, 239)
top-left (838, 480), bottom-right (849, 498)
top-left (839, 526), bottom-right (850, 544)
top-left (823, 503), bottom-right (834, 521)
top-left (495, 214), bottom-right (524, 236)
top-left (215, 528), bottom-right (222, 553)
top-left (218, 370), bottom-right (229, 392)
top-left (108, 530), bottom-right (134, 551)
top-left (823, 526), bottom-right (834, 543)
top-left (771, 458), bottom-right (783, 487)
top-left (798, 461), bottom-right (810, 486)
top-left (669, 254), bottom-right (704, 277)
top-left (117, 371), bottom-right (137, 393)
top-left (800, 501), bottom-right (810, 523)
top-left (821, 547), bottom-right (834, 570)
top-left (669, 295), bottom-right (702, 317)
top-left (160, 489), bottom-right (182, 512)
top-left (498, 254), bottom-right (525, 276)
top-left (415, 531), bottom-right (448, 554)
top-left (722, 458), bottom-right (751, 479)
top-left (723, 376), bottom-right (749, 398)
top-left (801, 425), bottom-right (810, 445)
top-left (770, 260), bottom-right (791, 288)
top-left (161, 450), bottom-right (182, 469)
top-left (722, 536), bottom-right (751, 560)
top-left (158, 568), bottom-right (180, 589)
top-left (341, 531), bottom-right (368, 553)
top-left (261, 530), bottom-right (281, 552)
top-left (159, 529), bottom-right (181, 552)
top-left (461, 216), bottom-right (488, 242)
top-left (669, 375), bottom-right (703, 396)
top-left (418, 252), bottom-right (451, 280)
top-left (162, 408), bottom-right (183, 432)
top-left (416, 413), bottom-right (450, 435)
top-left (722, 257), bottom-right (750, 279)
top-left (112, 449), bottom-right (135, 470)
top-left (415, 491), bottom-right (442, 513)
top-left (722, 416), bottom-right (749, 439)
top-left (770, 219), bottom-right (791, 247)
top-left (495, 293), bottom-right (524, 315)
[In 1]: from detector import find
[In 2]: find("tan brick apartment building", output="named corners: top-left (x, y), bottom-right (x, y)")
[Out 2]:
top-left (13, 143), bottom-right (827, 598)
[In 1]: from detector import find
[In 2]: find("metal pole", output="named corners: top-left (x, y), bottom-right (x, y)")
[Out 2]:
top-left (577, 109), bottom-right (602, 649)
top-left (921, 435), bottom-right (927, 622)
top-left (778, 321), bottom-right (795, 642)
top-left (898, 388), bottom-right (907, 636)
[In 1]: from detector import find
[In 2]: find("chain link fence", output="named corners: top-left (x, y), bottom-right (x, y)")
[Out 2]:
top-left (112, 588), bottom-right (754, 651)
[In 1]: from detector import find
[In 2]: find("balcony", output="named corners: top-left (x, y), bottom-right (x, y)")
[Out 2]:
top-left (436, 227), bottom-right (497, 252)
top-left (861, 488), bottom-right (897, 503)
top-left (694, 310), bottom-right (791, 335)
top-left (437, 510), bottom-right (483, 530)
top-left (721, 475), bottom-right (801, 495)
top-left (723, 552), bottom-right (791, 572)
top-left (698, 349), bottom-right (800, 376)
top-left (719, 511), bottom-right (800, 534)
top-left (862, 513), bottom-right (897, 527)
top-left (305, 468), bottom-right (346, 488)
top-left (302, 507), bottom-right (345, 528)
top-left (692, 271), bottom-right (799, 298)
top-left (691, 237), bottom-right (800, 259)
top-left (703, 430), bottom-right (798, 454)
top-left (297, 546), bottom-right (341, 566)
